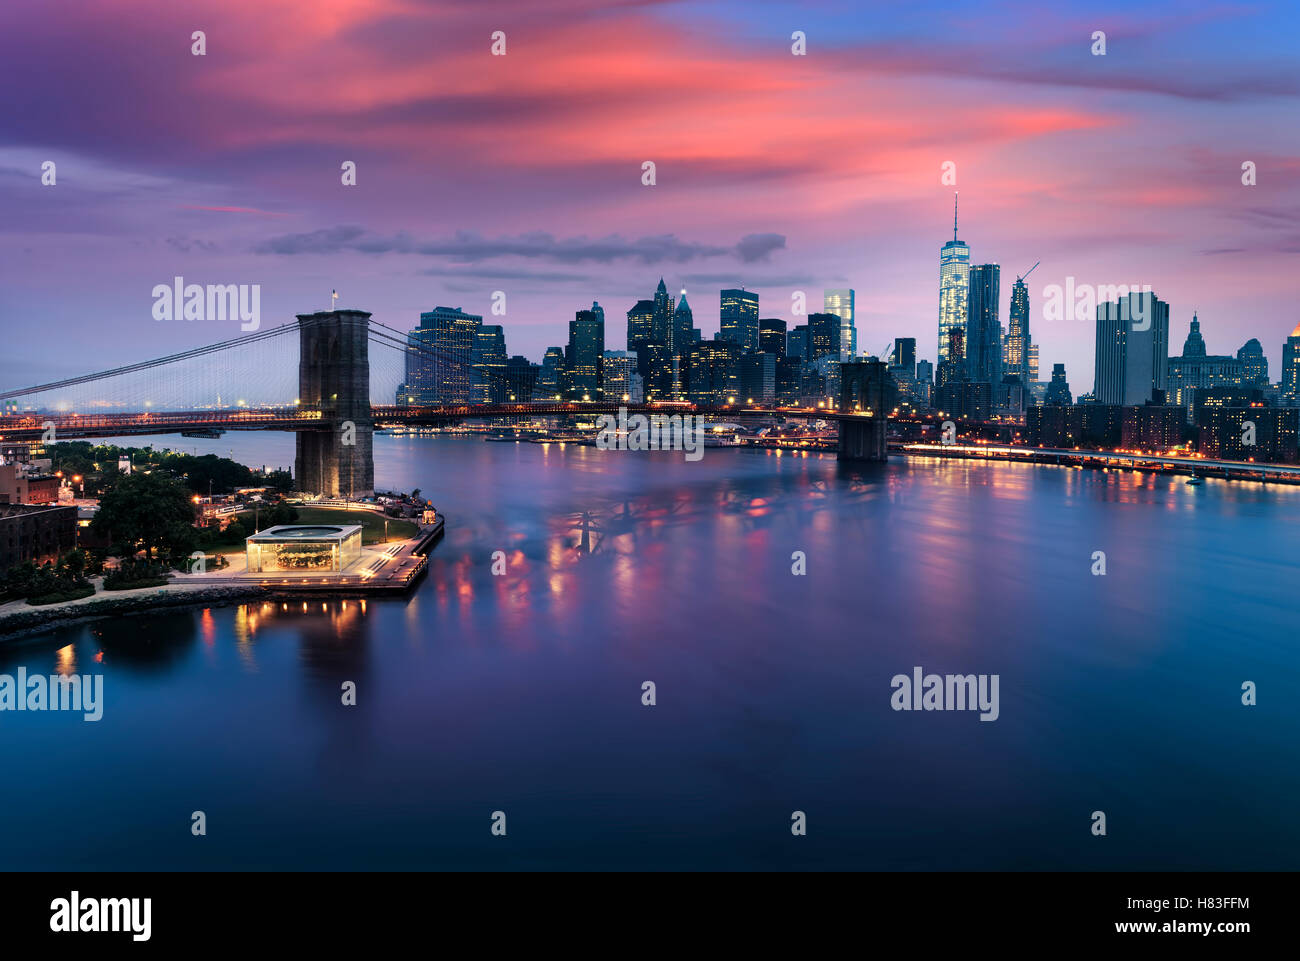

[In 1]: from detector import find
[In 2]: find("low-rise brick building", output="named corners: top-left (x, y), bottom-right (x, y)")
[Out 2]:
top-left (0, 504), bottom-right (78, 572)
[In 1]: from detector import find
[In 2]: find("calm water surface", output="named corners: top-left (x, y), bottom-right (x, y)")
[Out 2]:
top-left (1, 435), bottom-right (1297, 870)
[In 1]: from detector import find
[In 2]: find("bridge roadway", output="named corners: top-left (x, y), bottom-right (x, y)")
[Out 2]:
top-left (8, 407), bottom-right (1292, 479)
top-left (0, 403), bottom-right (877, 441)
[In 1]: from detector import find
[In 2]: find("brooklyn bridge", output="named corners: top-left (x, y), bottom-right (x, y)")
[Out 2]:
top-left (0, 309), bottom-right (892, 496)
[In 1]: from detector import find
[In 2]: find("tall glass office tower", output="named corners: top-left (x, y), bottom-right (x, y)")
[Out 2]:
top-left (938, 194), bottom-right (970, 366)
top-left (1006, 277), bottom-right (1030, 384)
top-left (823, 289), bottom-right (856, 360)
top-left (1282, 323), bottom-right (1300, 404)
top-left (565, 309), bottom-right (605, 399)
top-left (400, 306), bottom-right (482, 405)
top-left (966, 264), bottom-right (1001, 386)
top-left (720, 288), bottom-right (760, 351)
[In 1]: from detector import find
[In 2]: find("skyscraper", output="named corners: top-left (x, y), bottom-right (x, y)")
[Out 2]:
top-left (651, 278), bottom-right (675, 346)
top-left (1006, 275), bottom-right (1031, 385)
top-left (402, 306), bottom-right (482, 405)
top-left (670, 291), bottom-right (695, 398)
top-left (739, 352), bottom-right (777, 403)
top-left (626, 299), bottom-right (655, 353)
top-left (720, 288), bottom-right (760, 351)
top-left (639, 343), bottom-right (674, 400)
top-left (1045, 363), bottom-right (1073, 405)
top-left (807, 312), bottom-right (840, 361)
top-left (916, 360), bottom-right (933, 388)
top-left (892, 338), bottom-right (916, 375)
top-left (602, 350), bottom-right (637, 401)
top-left (671, 290), bottom-right (694, 356)
top-left (398, 322), bottom-right (435, 406)
top-left (1237, 338), bottom-right (1268, 386)
top-left (504, 355), bottom-right (539, 403)
top-left (565, 309), bottom-right (604, 399)
top-left (937, 327), bottom-right (966, 388)
top-left (824, 289), bottom-right (856, 360)
top-left (685, 339), bottom-right (741, 405)
top-left (938, 193), bottom-right (970, 366)
top-left (1094, 291), bottom-right (1170, 406)
top-left (1283, 323), bottom-right (1300, 405)
top-left (534, 346), bottom-right (565, 400)
top-left (787, 324), bottom-right (809, 360)
top-left (759, 318), bottom-right (787, 356)
top-left (966, 264), bottom-right (1001, 387)
top-left (472, 324), bottom-right (508, 403)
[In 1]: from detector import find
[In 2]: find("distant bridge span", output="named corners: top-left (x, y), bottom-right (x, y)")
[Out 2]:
top-left (0, 402), bottom-right (877, 442)
top-left (0, 311), bottom-right (892, 494)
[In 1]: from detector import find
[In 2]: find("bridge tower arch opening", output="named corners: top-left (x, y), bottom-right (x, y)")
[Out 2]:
top-left (295, 309), bottom-right (375, 497)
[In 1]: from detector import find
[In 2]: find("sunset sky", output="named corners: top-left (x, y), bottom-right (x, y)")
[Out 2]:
top-left (3, 0), bottom-right (1299, 395)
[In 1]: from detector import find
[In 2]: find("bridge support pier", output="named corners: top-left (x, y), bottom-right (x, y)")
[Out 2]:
top-left (837, 416), bottom-right (887, 462)
top-left (837, 359), bottom-right (892, 463)
top-left (294, 309), bottom-right (375, 498)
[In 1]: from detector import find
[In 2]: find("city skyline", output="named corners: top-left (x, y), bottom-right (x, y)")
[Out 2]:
top-left (4, 264), bottom-right (1295, 411)
top-left (4, 0), bottom-right (1300, 396)
top-left (3, 0), bottom-right (1299, 897)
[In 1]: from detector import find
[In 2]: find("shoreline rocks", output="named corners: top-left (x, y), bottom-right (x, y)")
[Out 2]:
top-left (0, 585), bottom-right (271, 642)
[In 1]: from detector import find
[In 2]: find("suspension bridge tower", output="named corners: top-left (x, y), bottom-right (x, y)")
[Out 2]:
top-left (295, 309), bottom-right (375, 497)
top-left (837, 359), bottom-right (892, 462)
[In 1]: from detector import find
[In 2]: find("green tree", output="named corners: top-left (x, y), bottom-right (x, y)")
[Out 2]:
top-left (261, 469), bottom-right (293, 492)
top-left (92, 471), bottom-right (200, 562)
top-left (60, 549), bottom-right (88, 579)
top-left (164, 453), bottom-right (253, 495)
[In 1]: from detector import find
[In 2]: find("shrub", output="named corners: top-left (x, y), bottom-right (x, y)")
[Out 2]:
top-left (26, 581), bottom-right (96, 606)
top-left (102, 559), bottom-right (172, 591)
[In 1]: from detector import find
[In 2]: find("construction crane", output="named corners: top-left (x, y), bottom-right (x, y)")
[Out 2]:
top-left (1017, 261), bottom-right (1040, 284)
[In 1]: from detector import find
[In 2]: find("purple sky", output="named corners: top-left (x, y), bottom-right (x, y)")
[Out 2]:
top-left (3, 0), bottom-right (1299, 397)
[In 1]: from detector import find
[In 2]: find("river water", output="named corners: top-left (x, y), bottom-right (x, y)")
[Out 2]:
top-left (1, 434), bottom-right (1296, 869)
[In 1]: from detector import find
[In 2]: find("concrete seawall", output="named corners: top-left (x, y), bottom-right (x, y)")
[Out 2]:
top-left (0, 585), bottom-right (272, 642)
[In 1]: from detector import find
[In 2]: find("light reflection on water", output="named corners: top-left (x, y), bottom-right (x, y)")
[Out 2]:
top-left (0, 436), bottom-right (1297, 870)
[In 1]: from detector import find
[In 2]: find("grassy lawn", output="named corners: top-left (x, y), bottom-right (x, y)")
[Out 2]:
top-left (204, 507), bottom-right (418, 549)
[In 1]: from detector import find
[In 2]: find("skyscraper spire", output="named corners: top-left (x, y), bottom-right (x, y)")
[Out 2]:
top-left (1183, 311), bottom-right (1206, 358)
top-left (938, 193), bottom-right (971, 368)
